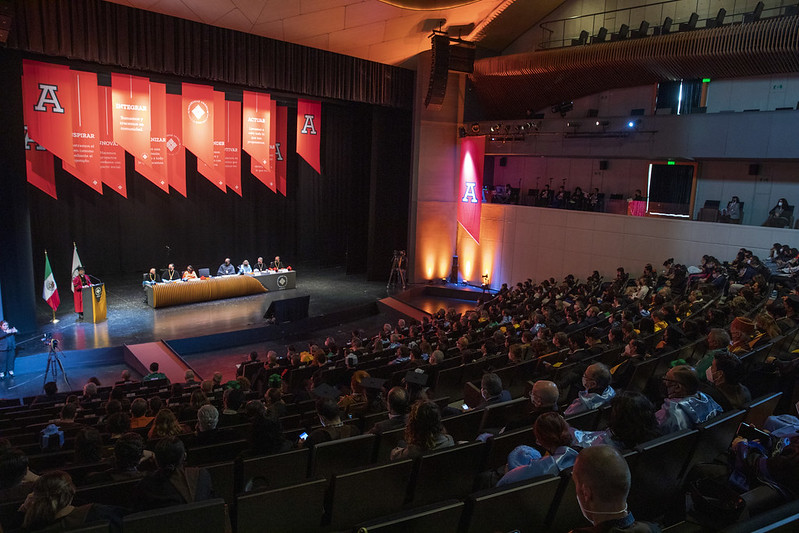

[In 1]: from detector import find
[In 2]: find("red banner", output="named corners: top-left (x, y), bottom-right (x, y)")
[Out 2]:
top-left (62, 70), bottom-right (102, 194)
top-left (22, 60), bottom-right (75, 166)
top-left (111, 73), bottom-right (151, 165)
top-left (97, 86), bottom-right (127, 198)
top-left (457, 136), bottom-right (485, 244)
top-left (276, 104), bottom-right (287, 196)
top-left (165, 93), bottom-right (186, 197)
top-left (242, 91), bottom-right (272, 172)
top-left (225, 100), bottom-right (242, 195)
top-left (250, 160), bottom-right (276, 193)
top-left (134, 82), bottom-right (169, 192)
top-left (182, 82), bottom-right (215, 169)
top-left (197, 91), bottom-right (227, 191)
top-left (296, 99), bottom-right (321, 173)
top-left (25, 125), bottom-right (57, 199)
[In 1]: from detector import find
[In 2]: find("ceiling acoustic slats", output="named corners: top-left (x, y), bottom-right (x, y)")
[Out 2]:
top-left (470, 16), bottom-right (799, 118)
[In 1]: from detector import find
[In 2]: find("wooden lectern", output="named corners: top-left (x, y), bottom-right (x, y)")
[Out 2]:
top-left (82, 283), bottom-right (107, 323)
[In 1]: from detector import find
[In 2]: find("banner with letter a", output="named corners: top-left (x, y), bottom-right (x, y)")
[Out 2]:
top-left (165, 93), bottom-right (186, 197)
top-left (25, 125), bottom-right (57, 199)
top-left (22, 60), bottom-right (75, 166)
top-left (111, 73), bottom-right (151, 165)
top-left (457, 136), bottom-right (485, 244)
top-left (134, 81), bottom-right (169, 192)
top-left (276, 104), bottom-right (287, 196)
top-left (197, 91), bottom-right (227, 191)
top-left (97, 86), bottom-right (127, 198)
top-left (62, 70), bottom-right (103, 194)
top-left (182, 83), bottom-right (215, 170)
top-left (296, 99), bottom-right (321, 174)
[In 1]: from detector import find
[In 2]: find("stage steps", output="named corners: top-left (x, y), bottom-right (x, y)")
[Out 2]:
top-left (378, 297), bottom-right (431, 323)
top-left (124, 341), bottom-right (194, 383)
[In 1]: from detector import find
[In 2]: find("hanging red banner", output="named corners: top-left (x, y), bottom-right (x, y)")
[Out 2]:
top-left (62, 70), bottom-right (103, 194)
top-left (242, 91), bottom-right (272, 171)
top-left (276, 104), bottom-right (287, 196)
top-left (457, 136), bottom-right (485, 244)
top-left (165, 93), bottom-right (186, 197)
top-left (134, 82), bottom-right (169, 192)
top-left (197, 91), bottom-right (227, 191)
top-left (182, 82), bottom-right (215, 169)
top-left (250, 160), bottom-right (276, 193)
top-left (25, 125), bottom-right (57, 199)
top-left (296, 98), bottom-right (321, 174)
top-left (22, 60), bottom-right (75, 166)
top-left (225, 100), bottom-right (242, 196)
top-left (111, 73), bottom-right (151, 165)
top-left (97, 86), bottom-right (127, 198)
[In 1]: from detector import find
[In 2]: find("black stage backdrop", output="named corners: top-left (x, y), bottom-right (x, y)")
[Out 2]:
top-left (26, 100), bottom-right (411, 289)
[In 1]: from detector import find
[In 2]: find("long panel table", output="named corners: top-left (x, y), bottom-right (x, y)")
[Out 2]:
top-left (252, 270), bottom-right (297, 291)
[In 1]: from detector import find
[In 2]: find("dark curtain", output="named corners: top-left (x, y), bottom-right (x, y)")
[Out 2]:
top-left (649, 164), bottom-right (694, 215)
top-left (7, 0), bottom-right (414, 110)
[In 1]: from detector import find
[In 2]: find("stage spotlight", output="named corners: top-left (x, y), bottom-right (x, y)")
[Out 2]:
top-left (627, 119), bottom-right (642, 129)
top-left (595, 120), bottom-right (609, 127)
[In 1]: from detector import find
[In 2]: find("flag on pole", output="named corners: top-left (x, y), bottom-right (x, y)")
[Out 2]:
top-left (43, 252), bottom-right (60, 311)
top-left (71, 243), bottom-right (82, 292)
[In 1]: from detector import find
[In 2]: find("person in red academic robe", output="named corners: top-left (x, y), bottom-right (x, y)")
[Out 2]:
top-left (72, 267), bottom-right (91, 319)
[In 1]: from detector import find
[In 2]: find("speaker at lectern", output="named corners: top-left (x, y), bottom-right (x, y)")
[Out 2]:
top-left (82, 282), bottom-right (107, 323)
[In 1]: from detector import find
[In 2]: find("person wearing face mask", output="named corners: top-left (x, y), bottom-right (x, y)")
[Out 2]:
top-left (700, 352), bottom-right (751, 411)
top-left (570, 445), bottom-right (660, 533)
top-left (655, 365), bottom-right (722, 435)
top-left (764, 198), bottom-right (791, 227)
top-left (564, 363), bottom-right (615, 416)
top-left (694, 328), bottom-right (730, 381)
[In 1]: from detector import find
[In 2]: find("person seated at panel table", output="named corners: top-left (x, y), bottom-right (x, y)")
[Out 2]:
top-left (182, 265), bottom-right (197, 280)
top-left (719, 195), bottom-right (742, 223)
top-left (270, 256), bottom-right (284, 270)
top-left (238, 260), bottom-right (253, 275)
top-left (253, 257), bottom-right (268, 272)
top-left (161, 263), bottom-right (180, 282)
top-left (142, 268), bottom-right (158, 286)
top-left (217, 258), bottom-right (236, 276)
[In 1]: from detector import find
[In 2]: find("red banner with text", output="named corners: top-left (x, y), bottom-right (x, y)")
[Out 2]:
top-left (97, 86), bottom-right (127, 198)
top-left (182, 83), bottom-right (215, 170)
top-left (24, 125), bottom-right (57, 199)
top-left (22, 60), bottom-right (76, 166)
top-left (296, 99), bottom-right (321, 174)
top-left (457, 136), bottom-right (485, 244)
top-left (276, 104), bottom-right (287, 196)
top-left (134, 82), bottom-right (169, 192)
top-left (111, 73), bottom-right (151, 165)
top-left (197, 91), bottom-right (227, 191)
top-left (242, 91), bottom-right (272, 172)
top-left (165, 93), bottom-right (186, 197)
top-left (62, 71), bottom-right (102, 193)
top-left (225, 100), bottom-right (242, 195)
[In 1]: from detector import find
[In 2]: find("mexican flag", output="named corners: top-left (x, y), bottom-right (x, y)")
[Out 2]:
top-left (43, 252), bottom-right (60, 311)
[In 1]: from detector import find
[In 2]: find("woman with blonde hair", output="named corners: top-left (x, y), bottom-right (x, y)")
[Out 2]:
top-left (22, 471), bottom-right (120, 531)
top-left (147, 408), bottom-right (190, 440)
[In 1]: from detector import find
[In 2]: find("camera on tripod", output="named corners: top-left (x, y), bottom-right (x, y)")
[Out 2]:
top-left (41, 334), bottom-right (59, 349)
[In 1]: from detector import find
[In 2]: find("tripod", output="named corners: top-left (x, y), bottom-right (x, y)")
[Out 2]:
top-left (43, 343), bottom-right (69, 389)
top-left (387, 253), bottom-right (407, 290)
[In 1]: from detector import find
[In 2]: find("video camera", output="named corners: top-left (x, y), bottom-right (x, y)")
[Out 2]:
top-left (41, 333), bottom-right (59, 349)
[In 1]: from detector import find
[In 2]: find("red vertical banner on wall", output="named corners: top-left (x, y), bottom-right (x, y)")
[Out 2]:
top-left (242, 91), bottom-right (272, 170)
top-left (165, 93), bottom-right (186, 197)
top-left (197, 91), bottom-right (227, 191)
top-left (24, 125), bottom-right (57, 199)
top-left (62, 71), bottom-right (103, 193)
top-left (296, 99), bottom-right (321, 173)
top-left (134, 82), bottom-right (169, 192)
top-left (275, 105), bottom-right (287, 196)
top-left (111, 73), bottom-right (151, 164)
top-left (22, 60), bottom-right (76, 166)
top-left (182, 82), bottom-right (215, 169)
top-left (250, 161), bottom-right (276, 193)
top-left (457, 136), bottom-right (486, 244)
top-left (97, 86), bottom-right (127, 198)
top-left (225, 100), bottom-right (242, 195)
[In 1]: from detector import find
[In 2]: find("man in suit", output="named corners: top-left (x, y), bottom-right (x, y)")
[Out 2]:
top-left (217, 258), bottom-right (236, 276)
top-left (270, 256), bottom-right (283, 269)
top-left (254, 257), bottom-right (268, 272)
top-left (368, 386), bottom-right (409, 435)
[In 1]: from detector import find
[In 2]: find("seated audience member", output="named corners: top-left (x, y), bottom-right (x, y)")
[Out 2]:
top-left (0, 447), bottom-right (38, 502)
top-left (702, 352), bottom-right (751, 410)
top-left (390, 400), bottom-right (454, 460)
top-left (212, 372), bottom-right (224, 390)
top-left (764, 198), bottom-right (790, 227)
top-left (503, 380), bottom-right (560, 432)
top-left (81, 382), bottom-right (100, 405)
top-left (497, 412), bottom-right (579, 487)
top-left (132, 436), bottom-right (214, 511)
top-left (182, 265), bottom-right (197, 280)
top-left (142, 362), bottom-right (168, 383)
top-left (218, 388), bottom-right (248, 427)
top-left (106, 412), bottom-right (132, 441)
top-left (474, 373), bottom-right (512, 409)
top-left (217, 258), bottom-right (236, 276)
top-left (338, 370), bottom-right (371, 414)
top-left (564, 363), bottom-right (615, 416)
top-left (32, 381), bottom-right (61, 404)
top-left (115, 370), bottom-right (135, 385)
top-left (729, 316), bottom-right (756, 355)
top-left (193, 405), bottom-right (221, 446)
top-left (20, 471), bottom-right (123, 531)
top-left (368, 386), bottom-right (410, 435)
top-left (236, 351), bottom-right (260, 377)
top-left (51, 403), bottom-right (85, 432)
top-left (656, 365), bottom-right (723, 434)
top-left (85, 433), bottom-right (148, 484)
top-left (573, 391), bottom-right (660, 450)
top-left (695, 328), bottom-right (731, 380)
top-left (130, 398), bottom-right (154, 429)
top-left (73, 428), bottom-right (106, 465)
top-left (264, 387), bottom-right (287, 420)
top-left (147, 409), bottom-right (190, 440)
top-left (571, 446), bottom-right (660, 532)
top-left (184, 369), bottom-right (198, 385)
top-left (239, 415), bottom-right (292, 460)
top-left (301, 398), bottom-right (361, 449)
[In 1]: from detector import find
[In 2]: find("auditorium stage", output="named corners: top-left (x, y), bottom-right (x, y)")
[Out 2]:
top-left (1, 273), bottom-right (488, 401)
